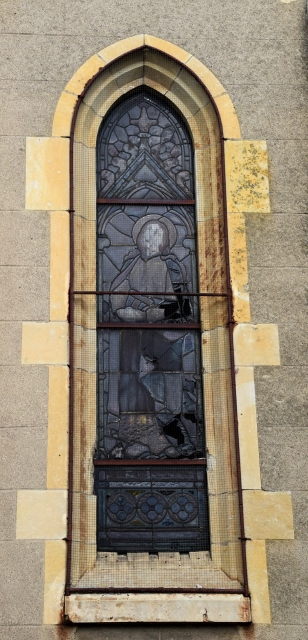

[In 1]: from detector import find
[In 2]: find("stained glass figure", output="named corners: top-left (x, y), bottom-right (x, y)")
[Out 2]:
top-left (95, 89), bottom-right (209, 552)
top-left (97, 205), bottom-right (198, 324)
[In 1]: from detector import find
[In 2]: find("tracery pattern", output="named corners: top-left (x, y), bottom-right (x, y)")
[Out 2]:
top-left (95, 465), bottom-right (209, 552)
top-left (97, 92), bottom-right (193, 199)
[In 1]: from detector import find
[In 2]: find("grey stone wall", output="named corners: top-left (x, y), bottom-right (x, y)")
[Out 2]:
top-left (0, 0), bottom-right (307, 638)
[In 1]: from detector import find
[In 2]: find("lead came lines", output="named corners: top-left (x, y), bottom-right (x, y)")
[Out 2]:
top-left (94, 88), bottom-right (209, 553)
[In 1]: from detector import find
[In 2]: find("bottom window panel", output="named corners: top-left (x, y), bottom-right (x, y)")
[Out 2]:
top-left (95, 464), bottom-right (209, 553)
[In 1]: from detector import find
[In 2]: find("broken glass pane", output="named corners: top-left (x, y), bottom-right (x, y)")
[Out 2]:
top-left (97, 329), bottom-right (204, 459)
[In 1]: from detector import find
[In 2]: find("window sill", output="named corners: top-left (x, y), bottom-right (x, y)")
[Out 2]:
top-left (65, 593), bottom-right (251, 623)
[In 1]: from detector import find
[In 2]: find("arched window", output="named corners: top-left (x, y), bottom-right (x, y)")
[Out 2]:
top-left (94, 88), bottom-right (209, 553)
top-left (68, 46), bottom-right (247, 596)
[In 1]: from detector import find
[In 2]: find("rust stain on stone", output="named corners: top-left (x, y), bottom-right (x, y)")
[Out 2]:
top-left (238, 598), bottom-right (251, 623)
top-left (241, 624), bottom-right (255, 639)
top-left (55, 624), bottom-right (75, 640)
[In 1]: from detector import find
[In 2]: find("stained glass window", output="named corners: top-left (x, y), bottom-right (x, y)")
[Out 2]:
top-left (95, 89), bottom-right (209, 553)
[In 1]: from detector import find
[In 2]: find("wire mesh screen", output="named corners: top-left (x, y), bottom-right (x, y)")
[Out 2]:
top-left (68, 70), bottom-right (245, 594)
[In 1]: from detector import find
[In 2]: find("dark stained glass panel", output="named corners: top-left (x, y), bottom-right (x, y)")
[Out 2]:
top-left (97, 91), bottom-right (194, 200)
top-left (95, 465), bottom-right (209, 553)
top-left (95, 88), bottom-right (208, 553)
top-left (98, 328), bottom-right (204, 459)
top-left (97, 204), bottom-right (198, 324)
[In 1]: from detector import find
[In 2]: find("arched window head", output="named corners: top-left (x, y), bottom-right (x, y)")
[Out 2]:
top-left (96, 88), bottom-right (194, 200)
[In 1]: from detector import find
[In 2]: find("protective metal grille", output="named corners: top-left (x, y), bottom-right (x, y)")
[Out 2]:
top-left (67, 77), bottom-right (247, 595)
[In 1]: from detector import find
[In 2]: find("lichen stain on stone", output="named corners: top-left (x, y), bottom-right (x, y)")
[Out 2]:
top-left (227, 141), bottom-right (269, 213)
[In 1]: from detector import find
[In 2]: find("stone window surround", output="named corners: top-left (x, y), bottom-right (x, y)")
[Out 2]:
top-left (18, 34), bottom-right (294, 626)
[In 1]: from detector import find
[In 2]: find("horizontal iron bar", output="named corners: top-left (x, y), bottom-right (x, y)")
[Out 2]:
top-left (98, 527), bottom-right (206, 533)
top-left (73, 291), bottom-right (228, 297)
top-left (97, 198), bottom-right (195, 205)
top-left (97, 323), bottom-right (201, 329)
top-left (68, 587), bottom-right (245, 594)
top-left (94, 458), bottom-right (206, 466)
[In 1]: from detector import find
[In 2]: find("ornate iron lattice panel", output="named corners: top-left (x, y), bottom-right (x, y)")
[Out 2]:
top-left (95, 88), bottom-right (208, 553)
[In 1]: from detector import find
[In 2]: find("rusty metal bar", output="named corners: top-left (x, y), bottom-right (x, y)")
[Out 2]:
top-left (68, 587), bottom-right (245, 594)
top-left (97, 198), bottom-right (195, 205)
top-left (219, 116), bottom-right (249, 598)
top-left (66, 92), bottom-right (85, 598)
top-left (73, 290), bottom-right (227, 297)
top-left (97, 322), bottom-right (201, 329)
top-left (94, 458), bottom-right (206, 466)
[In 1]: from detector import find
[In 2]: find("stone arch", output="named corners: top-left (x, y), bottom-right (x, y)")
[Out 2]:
top-left (52, 34), bottom-right (241, 140)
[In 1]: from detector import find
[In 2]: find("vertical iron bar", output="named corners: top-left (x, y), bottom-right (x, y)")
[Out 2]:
top-left (219, 128), bottom-right (250, 598)
top-left (65, 91), bottom-right (84, 596)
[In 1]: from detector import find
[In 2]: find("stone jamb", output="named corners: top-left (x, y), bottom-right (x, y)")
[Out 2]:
top-left (19, 35), bottom-right (294, 626)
